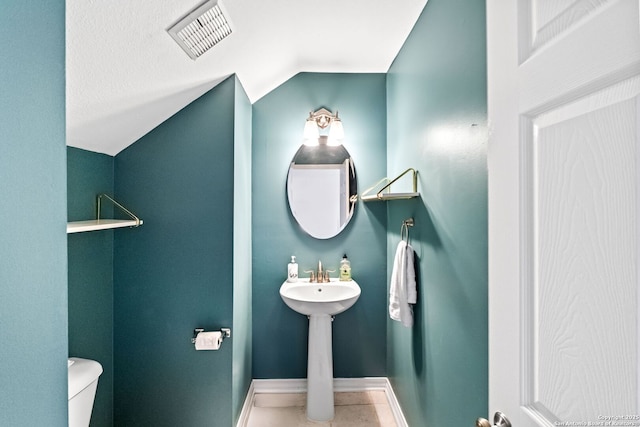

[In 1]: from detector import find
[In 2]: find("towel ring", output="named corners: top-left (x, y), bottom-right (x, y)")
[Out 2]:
top-left (401, 218), bottom-right (414, 243)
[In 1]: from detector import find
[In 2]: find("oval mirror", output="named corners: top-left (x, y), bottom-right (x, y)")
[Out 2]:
top-left (286, 138), bottom-right (357, 239)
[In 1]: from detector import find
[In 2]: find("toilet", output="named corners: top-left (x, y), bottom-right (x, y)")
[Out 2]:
top-left (68, 357), bottom-right (103, 427)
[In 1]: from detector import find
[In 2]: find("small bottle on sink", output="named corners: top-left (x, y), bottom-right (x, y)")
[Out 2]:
top-left (339, 254), bottom-right (351, 281)
top-left (287, 256), bottom-right (298, 283)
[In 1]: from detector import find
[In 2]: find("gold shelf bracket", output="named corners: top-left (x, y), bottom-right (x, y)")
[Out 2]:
top-left (97, 194), bottom-right (141, 227)
top-left (360, 168), bottom-right (419, 202)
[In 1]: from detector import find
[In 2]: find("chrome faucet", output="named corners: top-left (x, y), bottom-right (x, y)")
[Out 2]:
top-left (304, 260), bottom-right (335, 283)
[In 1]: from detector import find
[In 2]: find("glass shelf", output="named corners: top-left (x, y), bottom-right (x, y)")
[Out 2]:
top-left (67, 194), bottom-right (142, 234)
top-left (360, 168), bottom-right (419, 202)
top-left (67, 219), bottom-right (143, 234)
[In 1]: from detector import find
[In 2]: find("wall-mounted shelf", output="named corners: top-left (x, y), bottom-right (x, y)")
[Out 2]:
top-left (360, 168), bottom-right (419, 202)
top-left (67, 219), bottom-right (143, 234)
top-left (67, 194), bottom-right (143, 234)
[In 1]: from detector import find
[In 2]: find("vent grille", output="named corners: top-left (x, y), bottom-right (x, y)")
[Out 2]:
top-left (168, 0), bottom-right (232, 60)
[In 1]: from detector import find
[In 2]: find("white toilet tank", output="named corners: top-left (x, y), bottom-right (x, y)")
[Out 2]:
top-left (68, 357), bottom-right (103, 427)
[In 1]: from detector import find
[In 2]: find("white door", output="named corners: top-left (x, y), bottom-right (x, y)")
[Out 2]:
top-left (487, 1), bottom-right (640, 426)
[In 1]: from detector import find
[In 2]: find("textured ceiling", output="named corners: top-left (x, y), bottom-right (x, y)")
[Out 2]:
top-left (66, 0), bottom-right (427, 156)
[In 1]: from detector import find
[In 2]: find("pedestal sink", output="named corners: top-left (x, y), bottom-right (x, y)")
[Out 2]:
top-left (279, 278), bottom-right (361, 421)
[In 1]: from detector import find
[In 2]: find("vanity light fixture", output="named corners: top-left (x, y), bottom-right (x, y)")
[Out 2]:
top-left (303, 108), bottom-right (345, 146)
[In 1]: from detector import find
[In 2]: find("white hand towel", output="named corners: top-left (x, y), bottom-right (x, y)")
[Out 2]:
top-left (388, 241), bottom-right (404, 323)
top-left (389, 240), bottom-right (417, 327)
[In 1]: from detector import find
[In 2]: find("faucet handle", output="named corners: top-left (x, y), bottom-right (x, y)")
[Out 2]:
top-left (303, 270), bottom-right (316, 282)
top-left (324, 269), bottom-right (336, 282)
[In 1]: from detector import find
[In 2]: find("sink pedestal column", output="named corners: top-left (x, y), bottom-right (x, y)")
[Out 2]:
top-left (306, 313), bottom-right (334, 421)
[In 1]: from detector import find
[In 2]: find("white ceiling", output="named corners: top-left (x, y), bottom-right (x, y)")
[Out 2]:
top-left (66, 0), bottom-right (427, 156)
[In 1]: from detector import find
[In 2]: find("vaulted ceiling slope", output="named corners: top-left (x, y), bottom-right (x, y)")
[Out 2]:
top-left (66, 0), bottom-right (427, 156)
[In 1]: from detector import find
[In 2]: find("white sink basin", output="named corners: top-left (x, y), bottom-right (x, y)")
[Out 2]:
top-left (280, 278), bottom-right (361, 316)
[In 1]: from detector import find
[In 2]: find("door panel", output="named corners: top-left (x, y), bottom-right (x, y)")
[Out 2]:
top-left (487, 0), bottom-right (640, 425)
top-left (524, 92), bottom-right (638, 423)
top-left (523, 0), bottom-right (613, 57)
top-left (520, 0), bottom-right (640, 112)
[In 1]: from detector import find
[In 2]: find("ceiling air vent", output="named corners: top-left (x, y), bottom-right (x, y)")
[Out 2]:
top-left (167, 0), bottom-right (232, 60)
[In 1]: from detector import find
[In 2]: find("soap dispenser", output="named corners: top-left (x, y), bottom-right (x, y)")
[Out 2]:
top-left (287, 256), bottom-right (298, 283)
top-left (339, 254), bottom-right (351, 281)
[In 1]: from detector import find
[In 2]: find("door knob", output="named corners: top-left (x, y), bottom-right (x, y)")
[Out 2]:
top-left (493, 412), bottom-right (511, 427)
top-left (476, 412), bottom-right (511, 427)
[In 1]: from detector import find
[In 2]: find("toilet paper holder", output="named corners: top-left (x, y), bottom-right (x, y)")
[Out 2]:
top-left (191, 327), bottom-right (231, 344)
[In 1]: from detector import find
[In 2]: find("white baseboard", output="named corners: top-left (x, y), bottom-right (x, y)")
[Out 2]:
top-left (236, 380), bottom-right (255, 427)
top-left (236, 377), bottom-right (408, 427)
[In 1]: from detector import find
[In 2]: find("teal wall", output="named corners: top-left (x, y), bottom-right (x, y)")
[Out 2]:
top-left (231, 77), bottom-right (253, 423)
top-left (252, 73), bottom-right (388, 379)
top-left (386, 0), bottom-right (488, 425)
top-left (0, 1), bottom-right (68, 426)
top-left (113, 76), bottom-right (247, 426)
top-left (0, 3), bottom-right (488, 424)
top-left (67, 147), bottom-right (115, 427)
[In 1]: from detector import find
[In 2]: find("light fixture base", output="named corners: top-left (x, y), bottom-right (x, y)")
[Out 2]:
top-left (311, 108), bottom-right (335, 129)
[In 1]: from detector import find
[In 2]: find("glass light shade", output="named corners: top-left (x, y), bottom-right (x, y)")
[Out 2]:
top-left (326, 136), bottom-right (341, 147)
top-left (304, 118), bottom-right (320, 140)
top-left (329, 119), bottom-right (344, 141)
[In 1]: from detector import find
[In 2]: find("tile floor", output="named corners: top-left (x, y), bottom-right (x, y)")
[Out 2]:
top-left (245, 391), bottom-right (398, 427)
